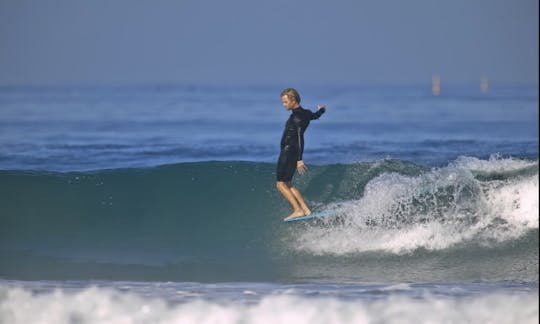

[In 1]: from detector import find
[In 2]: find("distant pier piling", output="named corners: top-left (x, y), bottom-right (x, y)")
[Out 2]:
top-left (432, 74), bottom-right (440, 96)
top-left (480, 77), bottom-right (489, 93)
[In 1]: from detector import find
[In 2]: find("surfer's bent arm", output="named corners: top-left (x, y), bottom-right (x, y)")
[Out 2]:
top-left (297, 125), bottom-right (305, 161)
top-left (296, 127), bottom-right (308, 172)
top-left (296, 121), bottom-right (307, 174)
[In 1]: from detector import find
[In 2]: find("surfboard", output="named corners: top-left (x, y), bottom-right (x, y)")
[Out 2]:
top-left (283, 211), bottom-right (334, 223)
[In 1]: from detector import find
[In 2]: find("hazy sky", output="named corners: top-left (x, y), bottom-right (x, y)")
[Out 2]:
top-left (1, 0), bottom-right (538, 86)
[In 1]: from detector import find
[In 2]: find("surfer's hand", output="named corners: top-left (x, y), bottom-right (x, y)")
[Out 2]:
top-left (317, 105), bottom-right (326, 111)
top-left (297, 160), bottom-right (307, 175)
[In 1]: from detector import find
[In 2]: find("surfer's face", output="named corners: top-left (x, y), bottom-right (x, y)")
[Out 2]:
top-left (281, 95), bottom-right (298, 110)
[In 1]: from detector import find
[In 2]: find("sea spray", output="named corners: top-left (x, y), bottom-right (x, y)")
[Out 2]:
top-left (291, 156), bottom-right (539, 255)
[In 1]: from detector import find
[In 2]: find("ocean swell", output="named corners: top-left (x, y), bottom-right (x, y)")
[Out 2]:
top-left (1, 156), bottom-right (538, 282)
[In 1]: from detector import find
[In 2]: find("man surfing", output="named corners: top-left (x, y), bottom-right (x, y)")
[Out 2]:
top-left (276, 88), bottom-right (326, 221)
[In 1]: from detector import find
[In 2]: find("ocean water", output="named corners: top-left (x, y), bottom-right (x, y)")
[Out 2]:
top-left (0, 85), bottom-right (538, 323)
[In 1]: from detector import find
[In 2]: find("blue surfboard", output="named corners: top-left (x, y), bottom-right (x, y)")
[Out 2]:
top-left (283, 211), bottom-right (334, 223)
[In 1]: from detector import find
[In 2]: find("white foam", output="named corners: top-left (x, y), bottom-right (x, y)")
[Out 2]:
top-left (483, 173), bottom-right (539, 230)
top-left (452, 154), bottom-right (538, 173)
top-left (293, 157), bottom-right (539, 255)
top-left (0, 286), bottom-right (537, 324)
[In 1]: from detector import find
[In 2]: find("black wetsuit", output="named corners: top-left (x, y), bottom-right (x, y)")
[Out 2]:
top-left (276, 106), bottom-right (325, 182)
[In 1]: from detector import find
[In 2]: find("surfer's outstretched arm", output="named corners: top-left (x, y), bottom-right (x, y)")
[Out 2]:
top-left (311, 105), bottom-right (326, 120)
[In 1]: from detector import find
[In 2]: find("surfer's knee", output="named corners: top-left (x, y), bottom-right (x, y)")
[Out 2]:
top-left (276, 181), bottom-right (291, 191)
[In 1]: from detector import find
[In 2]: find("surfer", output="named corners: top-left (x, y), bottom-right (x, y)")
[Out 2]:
top-left (277, 88), bottom-right (325, 221)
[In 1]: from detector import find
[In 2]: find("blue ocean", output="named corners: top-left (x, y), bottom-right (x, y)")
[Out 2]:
top-left (1, 84), bottom-right (538, 323)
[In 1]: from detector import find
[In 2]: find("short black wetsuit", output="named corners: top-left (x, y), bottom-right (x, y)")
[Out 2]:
top-left (276, 106), bottom-right (325, 182)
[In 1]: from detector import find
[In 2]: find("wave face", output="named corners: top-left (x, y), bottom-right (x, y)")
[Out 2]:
top-left (1, 156), bottom-right (538, 283)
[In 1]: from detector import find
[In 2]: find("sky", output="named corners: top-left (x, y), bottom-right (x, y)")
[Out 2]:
top-left (0, 0), bottom-right (538, 86)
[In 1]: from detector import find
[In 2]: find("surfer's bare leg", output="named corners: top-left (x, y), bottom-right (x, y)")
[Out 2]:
top-left (289, 186), bottom-right (311, 216)
top-left (276, 181), bottom-right (304, 220)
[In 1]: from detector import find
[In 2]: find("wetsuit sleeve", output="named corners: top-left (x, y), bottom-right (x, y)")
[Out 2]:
top-left (298, 109), bottom-right (324, 160)
top-left (294, 108), bottom-right (324, 161)
top-left (297, 125), bottom-right (305, 161)
top-left (295, 113), bottom-right (312, 161)
top-left (310, 107), bottom-right (325, 120)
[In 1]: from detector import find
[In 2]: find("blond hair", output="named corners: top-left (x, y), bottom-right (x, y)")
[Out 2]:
top-left (280, 88), bottom-right (301, 104)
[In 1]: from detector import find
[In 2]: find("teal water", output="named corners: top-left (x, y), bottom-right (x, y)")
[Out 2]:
top-left (1, 158), bottom-right (537, 283)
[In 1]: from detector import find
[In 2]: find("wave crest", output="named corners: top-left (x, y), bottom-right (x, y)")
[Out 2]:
top-left (292, 156), bottom-right (539, 254)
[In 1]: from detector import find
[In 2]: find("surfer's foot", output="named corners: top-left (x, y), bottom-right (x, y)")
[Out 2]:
top-left (283, 210), bottom-right (305, 221)
top-left (302, 207), bottom-right (312, 216)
